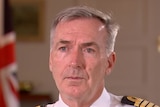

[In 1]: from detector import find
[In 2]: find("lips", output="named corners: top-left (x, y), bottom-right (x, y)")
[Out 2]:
top-left (65, 76), bottom-right (84, 80)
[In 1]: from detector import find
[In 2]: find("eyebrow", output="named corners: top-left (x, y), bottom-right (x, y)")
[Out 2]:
top-left (81, 42), bottom-right (98, 48)
top-left (55, 39), bottom-right (98, 48)
top-left (59, 40), bottom-right (71, 44)
top-left (54, 39), bottom-right (71, 47)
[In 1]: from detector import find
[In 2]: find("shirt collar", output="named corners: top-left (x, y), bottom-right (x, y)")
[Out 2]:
top-left (55, 95), bottom-right (69, 107)
top-left (91, 88), bottom-right (110, 107)
top-left (55, 88), bottom-right (110, 107)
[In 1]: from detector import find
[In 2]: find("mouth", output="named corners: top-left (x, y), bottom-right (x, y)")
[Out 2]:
top-left (64, 76), bottom-right (85, 82)
top-left (64, 76), bottom-right (84, 86)
top-left (66, 77), bottom-right (84, 80)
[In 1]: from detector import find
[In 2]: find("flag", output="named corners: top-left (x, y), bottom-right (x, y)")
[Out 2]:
top-left (0, 0), bottom-right (20, 107)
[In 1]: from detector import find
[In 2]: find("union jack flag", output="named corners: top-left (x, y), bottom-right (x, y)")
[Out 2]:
top-left (0, 0), bottom-right (20, 107)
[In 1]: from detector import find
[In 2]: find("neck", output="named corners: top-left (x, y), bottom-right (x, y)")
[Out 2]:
top-left (65, 100), bottom-right (91, 107)
top-left (61, 87), bottom-right (104, 107)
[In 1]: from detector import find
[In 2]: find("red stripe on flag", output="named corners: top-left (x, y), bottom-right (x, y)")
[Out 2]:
top-left (0, 42), bottom-right (16, 69)
top-left (0, 80), bottom-right (7, 107)
top-left (7, 77), bottom-right (19, 100)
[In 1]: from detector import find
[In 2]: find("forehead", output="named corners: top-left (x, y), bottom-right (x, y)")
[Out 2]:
top-left (53, 18), bottom-right (107, 41)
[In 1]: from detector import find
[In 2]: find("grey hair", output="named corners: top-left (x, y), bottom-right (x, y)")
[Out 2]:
top-left (50, 6), bottom-right (119, 55)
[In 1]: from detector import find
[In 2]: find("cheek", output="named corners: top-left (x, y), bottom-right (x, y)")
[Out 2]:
top-left (87, 60), bottom-right (106, 81)
top-left (51, 61), bottom-right (63, 87)
top-left (51, 61), bottom-right (62, 77)
top-left (50, 55), bottom-right (69, 81)
top-left (53, 52), bottom-right (66, 62)
top-left (50, 56), bottom-right (61, 79)
top-left (50, 52), bottom-right (66, 70)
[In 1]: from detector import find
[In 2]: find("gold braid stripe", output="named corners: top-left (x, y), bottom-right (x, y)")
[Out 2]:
top-left (127, 96), bottom-right (159, 107)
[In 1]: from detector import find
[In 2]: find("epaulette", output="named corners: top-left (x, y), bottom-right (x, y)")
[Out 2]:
top-left (36, 105), bottom-right (45, 107)
top-left (121, 96), bottom-right (159, 107)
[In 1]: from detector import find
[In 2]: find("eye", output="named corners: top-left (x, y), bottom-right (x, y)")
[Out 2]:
top-left (83, 48), bottom-right (95, 54)
top-left (58, 46), bottom-right (68, 52)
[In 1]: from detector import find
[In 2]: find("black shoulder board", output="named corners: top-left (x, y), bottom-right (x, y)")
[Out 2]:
top-left (121, 96), bottom-right (159, 107)
top-left (36, 105), bottom-right (45, 107)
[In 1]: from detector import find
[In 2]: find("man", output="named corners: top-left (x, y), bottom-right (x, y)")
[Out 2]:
top-left (38, 6), bottom-right (159, 107)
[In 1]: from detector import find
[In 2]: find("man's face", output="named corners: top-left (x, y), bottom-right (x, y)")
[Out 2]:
top-left (49, 18), bottom-right (115, 101)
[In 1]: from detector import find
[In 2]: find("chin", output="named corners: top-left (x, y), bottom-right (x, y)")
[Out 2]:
top-left (66, 87), bottom-right (85, 97)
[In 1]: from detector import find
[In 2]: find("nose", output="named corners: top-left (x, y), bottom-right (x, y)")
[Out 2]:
top-left (69, 48), bottom-right (85, 68)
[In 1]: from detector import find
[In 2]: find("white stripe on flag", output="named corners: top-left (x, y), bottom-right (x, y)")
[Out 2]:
top-left (0, 32), bottom-right (16, 48)
top-left (0, 63), bottom-right (19, 107)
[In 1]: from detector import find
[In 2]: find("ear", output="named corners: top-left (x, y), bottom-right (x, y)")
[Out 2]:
top-left (49, 54), bottom-right (53, 72)
top-left (105, 52), bottom-right (116, 75)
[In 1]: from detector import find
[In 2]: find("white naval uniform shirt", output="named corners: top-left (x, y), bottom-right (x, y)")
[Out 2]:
top-left (46, 88), bottom-right (134, 107)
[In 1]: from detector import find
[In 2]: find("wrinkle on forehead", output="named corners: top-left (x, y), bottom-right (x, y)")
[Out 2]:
top-left (53, 18), bottom-right (107, 44)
